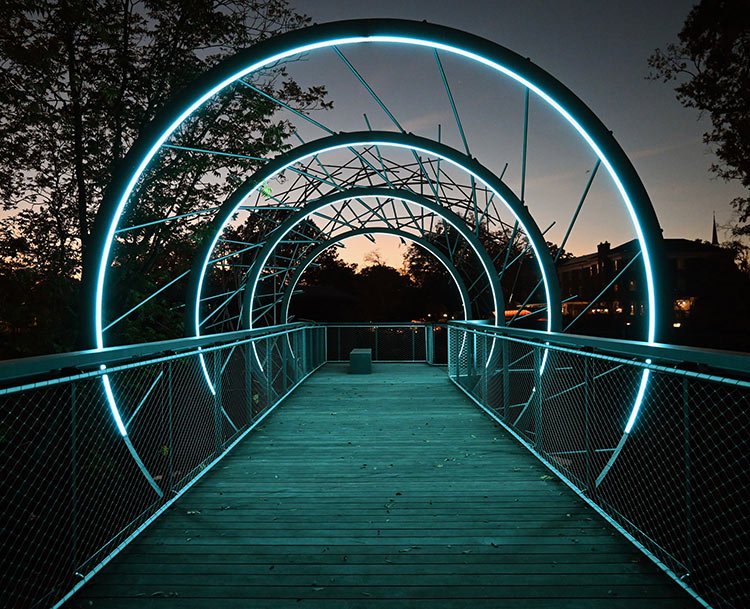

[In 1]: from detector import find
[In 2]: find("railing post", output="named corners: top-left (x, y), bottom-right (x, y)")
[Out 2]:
top-left (213, 350), bottom-right (223, 454)
top-left (337, 326), bottom-right (341, 361)
top-left (411, 327), bottom-right (416, 361)
top-left (266, 338), bottom-right (273, 406)
top-left (281, 334), bottom-right (289, 394)
top-left (245, 341), bottom-right (254, 422)
top-left (70, 383), bottom-right (78, 571)
top-left (533, 344), bottom-right (543, 451)
top-left (480, 333), bottom-right (488, 404)
top-left (584, 356), bottom-right (594, 497)
top-left (501, 339), bottom-right (510, 421)
top-left (374, 326), bottom-right (379, 361)
top-left (297, 330), bottom-right (304, 380)
top-left (447, 326), bottom-right (454, 377)
top-left (683, 376), bottom-right (693, 573)
top-left (167, 361), bottom-right (174, 494)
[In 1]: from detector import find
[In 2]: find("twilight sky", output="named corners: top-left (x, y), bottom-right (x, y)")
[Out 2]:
top-left (285, 0), bottom-right (743, 268)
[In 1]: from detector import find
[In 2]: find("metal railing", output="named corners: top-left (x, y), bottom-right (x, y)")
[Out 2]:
top-left (448, 321), bottom-right (749, 609)
top-left (5, 319), bottom-right (748, 609)
top-left (0, 323), bottom-right (326, 609)
top-left (324, 323), bottom-right (447, 364)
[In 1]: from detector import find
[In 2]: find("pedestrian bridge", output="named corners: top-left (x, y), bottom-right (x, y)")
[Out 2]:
top-left (2, 17), bottom-right (749, 609)
top-left (2, 323), bottom-right (748, 609)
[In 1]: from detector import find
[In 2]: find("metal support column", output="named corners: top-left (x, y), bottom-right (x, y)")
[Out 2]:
top-left (167, 362), bottom-right (174, 494)
top-left (70, 383), bottom-right (78, 570)
top-left (584, 357), bottom-right (594, 497)
top-left (213, 351), bottom-right (223, 453)
top-left (501, 339), bottom-right (510, 420)
top-left (683, 377), bottom-right (693, 573)
top-left (533, 345), bottom-right (543, 450)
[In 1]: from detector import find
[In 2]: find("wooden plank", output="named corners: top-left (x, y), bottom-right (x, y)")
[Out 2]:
top-left (72, 363), bottom-right (700, 609)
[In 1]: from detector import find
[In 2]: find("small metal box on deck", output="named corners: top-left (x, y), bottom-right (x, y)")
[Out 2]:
top-left (349, 348), bottom-right (372, 374)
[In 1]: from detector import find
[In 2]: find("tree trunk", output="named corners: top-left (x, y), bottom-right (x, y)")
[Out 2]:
top-left (61, 0), bottom-right (90, 258)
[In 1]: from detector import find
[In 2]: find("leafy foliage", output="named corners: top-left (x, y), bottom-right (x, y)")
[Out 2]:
top-left (648, 0), bottom-right (750, 236)
top-left (0, 0), bottom-right (330, 356)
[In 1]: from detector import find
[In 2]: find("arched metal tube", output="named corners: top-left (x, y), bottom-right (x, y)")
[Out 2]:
top-left (268, 227), bottom-right (476, 324)
top-left (186, 136), bottom-right (561, 341)
top-left (84, 18), bottom-right (664, 455)
top-left (232, 186), bottom-right (509, 331)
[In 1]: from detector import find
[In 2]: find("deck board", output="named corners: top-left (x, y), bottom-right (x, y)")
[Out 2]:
top-left (72, 363), bottom-right (700, 609)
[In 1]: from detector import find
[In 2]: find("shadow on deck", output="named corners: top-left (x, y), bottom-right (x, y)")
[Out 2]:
top-left (73, 363), bottom-right (700, 608)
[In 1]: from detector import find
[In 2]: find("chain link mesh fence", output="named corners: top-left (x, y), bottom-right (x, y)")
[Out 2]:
top-left (448, 323), bottom-right (749, 609)
top-left (0, 324), bottom-right (325, 609)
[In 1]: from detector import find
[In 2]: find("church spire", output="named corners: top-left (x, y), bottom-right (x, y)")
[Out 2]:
top-left (712, 211), bottom-right (719, 246)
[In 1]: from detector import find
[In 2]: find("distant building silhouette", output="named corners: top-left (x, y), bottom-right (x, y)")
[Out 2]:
top-left (558, 238), bottom-right (741, 340)
top-left (712, 212), bottom-right (719, 246)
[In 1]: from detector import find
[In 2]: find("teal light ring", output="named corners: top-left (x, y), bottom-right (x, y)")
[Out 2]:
top-left (236, 185), bottom-right (505, 329)
top-left (88, 19), bottom-right (663, 438)
top-left (203, 184), bottom-right (503, 380)
top-left (277, 228), bottom-right (474, 324)
top-left (190, 138), bottom-right (553, 387)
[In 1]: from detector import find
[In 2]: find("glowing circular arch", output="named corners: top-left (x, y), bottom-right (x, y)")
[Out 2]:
top-left (273, 227), bottom-right (475, 323)
top-left (87, 19), bottom-right (664, 352)
top-left (85, 18), bottom-right (666, 445)
top-left (187, 135), bottom-right (561, 342)
top-left (231, 186), bottom-right (508, 331)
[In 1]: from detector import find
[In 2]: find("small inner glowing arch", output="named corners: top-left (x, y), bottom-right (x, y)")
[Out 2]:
top-left (232, 185), bottom-right (510, 331)
top-left (188, 135), bottom-right (561, 344)
top-left (277, 228), bottom-right (475, 323)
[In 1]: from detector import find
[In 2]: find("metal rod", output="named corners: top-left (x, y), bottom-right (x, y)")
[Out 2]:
top-left (564, 251), bottom-right (643, 332)
top-left (103, 271), bottom-right (190, 332)
top-left (521, 88), bottom-right (530, 204)
top-left (125, 370), bottom-right (165, 427)
top-left (556, 160), bottom-right (602, 262)
top-left (238, 80), bottom-right (334, 134)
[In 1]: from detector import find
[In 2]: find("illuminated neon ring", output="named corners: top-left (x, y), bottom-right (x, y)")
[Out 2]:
top-left (275, 227), bottom-right (474, 323)
top-left (86, 19), bottom-right (666, 487)
top-left (188, 135), bottom-right (561, 387)
top-left (238, 184), bottom-right (514, 328)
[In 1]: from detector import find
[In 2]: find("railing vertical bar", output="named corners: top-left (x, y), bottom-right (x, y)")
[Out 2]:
top-left (683, 376), bottom-right (692, 573)
top-left (246, 342), bottom-right (254, 422)
top-left (167, 361), bottom-right (174, 495)
top-left (70, 383), bottom-right (78, 570)
top-left (533, 345), bottom-right (542, 450)
top-left (584, 357), bottom-right (594, 497)
top-left (213, 351), bottom-right (223, 453)
top-left (266, 337), bottom-right (273, 406)
top-left (501, 339), bottom-right (510, 420)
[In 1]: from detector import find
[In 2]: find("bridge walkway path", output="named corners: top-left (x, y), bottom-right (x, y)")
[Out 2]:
top-left (74, 363), bottom-right (700, 609)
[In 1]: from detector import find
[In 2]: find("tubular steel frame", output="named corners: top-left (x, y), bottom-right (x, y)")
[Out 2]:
top-left (187, 134), bottom-right (561, 336)
top-left (230, 184), bottom-right (513, 329)
top-left (82, 17), bottom-right (669, 537)
top-left (86, 18), bottom-right (666, 349)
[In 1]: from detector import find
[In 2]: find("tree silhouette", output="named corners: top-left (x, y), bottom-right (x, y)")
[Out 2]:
top-left (648, 0), bottom-right (750, 238)
top-left (0, 0), bottom-right (330, 357)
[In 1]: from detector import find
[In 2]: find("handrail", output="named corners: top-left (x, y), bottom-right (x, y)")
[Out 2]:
top-left (322, 322), bottom-right (438, 327)
top-left (0, 322), bottom-right (311, 386)
top-left (1, 322), bottom-right (327, 609)
top-left (449, 320), bottom-right (750, 377)
top-left (447, 321), bottom-right (748, 609)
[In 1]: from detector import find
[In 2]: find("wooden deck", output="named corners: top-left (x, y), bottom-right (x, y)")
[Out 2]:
top-left (73, 363), bottom-right (700, 609)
